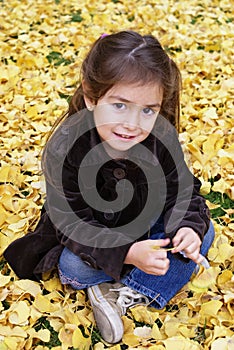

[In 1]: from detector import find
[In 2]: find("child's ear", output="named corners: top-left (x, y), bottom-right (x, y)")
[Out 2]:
top-left (82, 80), bottom-right (95, 111)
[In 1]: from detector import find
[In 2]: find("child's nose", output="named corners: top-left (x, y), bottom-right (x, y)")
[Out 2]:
top-left (122, 111), bottom-right (139, 130)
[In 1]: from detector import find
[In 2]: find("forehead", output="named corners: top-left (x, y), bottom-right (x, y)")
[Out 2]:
top-left (102, 82), bottom-right (163, 106)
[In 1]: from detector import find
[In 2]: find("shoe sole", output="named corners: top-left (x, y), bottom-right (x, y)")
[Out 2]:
top-left (88, 285), bottom-right (124, 343)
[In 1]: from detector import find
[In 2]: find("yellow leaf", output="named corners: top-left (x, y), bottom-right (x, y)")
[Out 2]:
top-left (203, 134), bottom-right (224, 160)
top-left (12, 94), bottom-right (26, 108)
top-left (8, 218), bottom-right (28, 232)
top-left (187, 282), bottom-right (208, 294)
top-left (122, 315), bottom-right (135, 334)
top-left (202, 107), bottom-right (218, 120)
top-left (151, 323), bottom-right (164, 340)
top-left (109, 345), bottom-right (121, 350)
top-left (130, 305), bottom-right (159, 324)
top-left (0, 166), bottom-right (10, 183)
top-left (76, 308), bottom-right (92, 327)
top-left (218, 143), bottom-right (234, 159)
top-left (14, 279), bottom-right (41, 297)
top-left (213, 325), bottom-right (234, 340)
top-left (58, 324), bottom-right (76, 348)
top-left (3, 337), bottom-right (20, 350)
top-left (8, 300), bottom-right (30, 325)
top-left (72, 327), bottom-right (91, 349)
top-left (212, 178), bottom-right (230, 194)
top-left (122, 333), bottom-right (139, 347)
top-left (199, 179), bottom-right (212, 195)
top-left (200, 300), bottom-right (223, 318)
top-left (0, 273), bottom-right (11, 287)
top-left (0, 325), bottom-right (27, 337)
top-left (93, 342), bottom-right (105, 350)
top-left (217, 270), bottom-right (233, 286)
top-left (218, 243), bottom-right (234, 261)
top-left (26, 105), bottom-right (39, 119)
top-left (63, 308), bottom-right (80, 325)
top-left (164, 318), bottom-right (179, 337)
top-left (43, 276), bottom-right (62, 292)
top-left (187, 143), bottom-right (203, 164)
top-left (211, 336), bottom-right (234, 350)
top-left (34, 294), bottom-right (57, 313)
top-left (163, 336), bottom-right (202, 350)
top-left (224, 293), bottom-right (234, 303)
top-left (0, 342), bottom-right (8, 350)
top-left (191, 266), bottom-right (220, 290)
top-left (148, 346), bottom-right (165, 350)
top-left (27, 328), bottom-right (51, 342)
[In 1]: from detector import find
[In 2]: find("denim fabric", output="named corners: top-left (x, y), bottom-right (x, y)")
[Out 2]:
top-left (58, 220), bottom-right (215, 309)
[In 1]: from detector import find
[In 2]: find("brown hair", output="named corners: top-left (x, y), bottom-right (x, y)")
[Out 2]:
top-left (52, 30), bottom-right (181, 133)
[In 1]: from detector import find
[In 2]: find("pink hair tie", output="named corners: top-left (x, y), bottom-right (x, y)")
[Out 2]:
top-left (100, 33), bottom-right (109, 39)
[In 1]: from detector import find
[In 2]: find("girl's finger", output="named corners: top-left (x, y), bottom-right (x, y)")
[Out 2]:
top-left (194, 253), bottom-right (206, 265)
top-left (150, 238), bottom-right (170, 250)
top-left (152, 250), bottom-right (168, 259)
top-left (172, 240), bottom-right (188, 253)
top-left (183, 242), bottom-right (198, 255)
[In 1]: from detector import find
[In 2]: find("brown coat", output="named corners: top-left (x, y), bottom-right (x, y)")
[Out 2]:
top-left (4, 113), bottom-right (210, 281)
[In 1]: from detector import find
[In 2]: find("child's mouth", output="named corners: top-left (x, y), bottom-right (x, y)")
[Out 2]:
top-left (114, 132), bottom-right (135, 140)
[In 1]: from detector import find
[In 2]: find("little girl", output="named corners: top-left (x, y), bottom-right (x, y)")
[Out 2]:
top-left (4, 30), bottom-right (215, 344)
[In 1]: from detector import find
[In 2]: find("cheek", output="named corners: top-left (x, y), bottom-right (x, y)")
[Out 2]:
top-left (141, 117), bottom-right (157, 134)
top-left (140, 130), bottom-right (151, 141)
top-left (96, 125), bottom-right (112, 141)
top-left (94, 107), bottom-right (117, 128)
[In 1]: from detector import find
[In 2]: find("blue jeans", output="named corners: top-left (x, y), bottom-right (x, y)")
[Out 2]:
top-left (58, 220), bottom-right (215, 309)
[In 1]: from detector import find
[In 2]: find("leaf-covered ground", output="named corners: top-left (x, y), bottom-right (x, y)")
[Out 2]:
top-left (0, 0), bottom-right (233, 349)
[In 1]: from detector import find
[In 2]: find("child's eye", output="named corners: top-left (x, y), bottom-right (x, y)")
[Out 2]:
top-left (142, 107), bottom-right (155, 116)
top-left (113, 103), bottom-right (126, 110)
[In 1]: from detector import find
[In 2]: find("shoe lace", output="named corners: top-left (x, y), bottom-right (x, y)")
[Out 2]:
top-left (110, 286), bottom-right (149, 314)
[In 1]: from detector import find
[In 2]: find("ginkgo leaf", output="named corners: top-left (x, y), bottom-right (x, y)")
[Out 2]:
top-left (0, 1), bottom-right (233, 349)
top-left (163, 336), bottom-right (202, 350)
top-left (200, 300), bottom-right (223, 318)
top-left (58, 325), bottom-right (74, 348)
top-left (0, 274), bottom-right (11, 288)
top-left (72, 327), bottom-right (91, 349)
top-left (217, 270), bottom-right (233, 286)
top-left (122, 333), bottom-right (140, 347)
top-left (211, 336), bottom-right (234, 350)
top-left (27, 328), bottom-right (51, 342)
top-left (8, 300), bottom-right (30, 325)
top-left (190, 266), bottom-right (220, 289)
top-left (212, 178), bottom-right (231, 195)
top-left (13, 279), bottom-right (42, 298)
top-left (34, 294), bottom-right (58, 313)
top-left (130, 305), bottom-right (159, 324)
top-left (0, 325), bottom-right (27, 338)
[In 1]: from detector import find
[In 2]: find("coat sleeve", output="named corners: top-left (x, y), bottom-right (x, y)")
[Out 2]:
top-left (44, 148), bottom-right (133, 281)
top-left (157, 128), bottom-right (210, 241)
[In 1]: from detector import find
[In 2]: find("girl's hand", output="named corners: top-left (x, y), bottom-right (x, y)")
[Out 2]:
top-left (124, 238), bottom-right (170, 275)
top-left (172, 227), bottom-right (204, 264)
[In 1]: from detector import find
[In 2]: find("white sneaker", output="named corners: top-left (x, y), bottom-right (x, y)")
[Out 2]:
top-left (88, 282), bottom-right (149, 343)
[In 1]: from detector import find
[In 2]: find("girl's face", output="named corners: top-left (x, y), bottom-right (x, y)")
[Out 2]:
top-left (85, 82), bottom-right (163, 153)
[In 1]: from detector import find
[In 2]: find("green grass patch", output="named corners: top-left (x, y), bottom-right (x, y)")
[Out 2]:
top-left (34, 317), bottom-right (61, 348)
top-left (46, 51), bottom-right (73, 66)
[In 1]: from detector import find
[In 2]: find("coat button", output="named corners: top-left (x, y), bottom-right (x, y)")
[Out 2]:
top-left (103, 209), bottom-right (115, 220)
top-left (113, 168), bottom-right (126, 179)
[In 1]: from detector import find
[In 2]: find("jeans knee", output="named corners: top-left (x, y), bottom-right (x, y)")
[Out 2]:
top-left (59, 247), bottom-right (75, 275)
